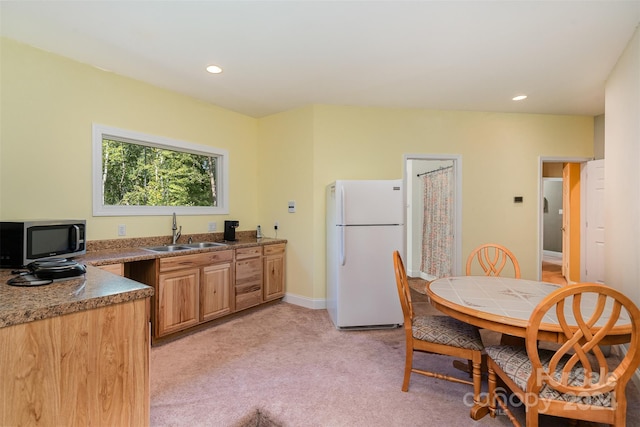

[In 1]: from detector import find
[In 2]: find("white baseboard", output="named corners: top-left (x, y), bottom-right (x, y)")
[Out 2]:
top-left (407, 268), bottom-right (435, 281)
top-left (283, 292), bottom-right (326, 309)
top-left (543, 250), bottom-right (562, 258)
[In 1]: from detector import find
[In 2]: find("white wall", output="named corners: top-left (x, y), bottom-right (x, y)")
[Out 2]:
top-left (604, 26), bottom-right (640, 308)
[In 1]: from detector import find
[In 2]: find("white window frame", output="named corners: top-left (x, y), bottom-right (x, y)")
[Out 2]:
top-left (92, 123), bottom-right (229, 216)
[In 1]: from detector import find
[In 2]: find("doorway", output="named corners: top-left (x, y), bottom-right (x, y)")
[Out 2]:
top-left (404, 154), bottom-right (462, 279)
top-left (539, 157), bottom-right (591, 283)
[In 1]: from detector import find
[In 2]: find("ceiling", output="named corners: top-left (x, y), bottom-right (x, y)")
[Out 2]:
top-left (1, 1), bottom-right (639, 118)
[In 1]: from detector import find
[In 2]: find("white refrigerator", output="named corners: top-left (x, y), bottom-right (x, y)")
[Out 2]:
top-left (326, 180), bottom-right (404, 329)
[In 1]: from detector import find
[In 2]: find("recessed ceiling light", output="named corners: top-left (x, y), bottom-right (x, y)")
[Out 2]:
top-left (512, 95), bottom-right (527, 101)
top-left (206, 65), bottom-right (223, 74)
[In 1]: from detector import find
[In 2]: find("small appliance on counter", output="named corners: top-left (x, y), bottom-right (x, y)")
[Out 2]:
top-left (0, 220), bottom-right (86, 267)
top-left (7, 258), bottom-right (87, 287)
top-left (224, 220), bottom-right (239, 241)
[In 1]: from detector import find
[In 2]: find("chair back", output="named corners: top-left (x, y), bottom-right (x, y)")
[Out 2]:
top-left (393, 251), bottom-right (414, 322)
top-left (466, 243), bottom-right (521, 278)
top-left (525, 283), bottom-right (640, 401)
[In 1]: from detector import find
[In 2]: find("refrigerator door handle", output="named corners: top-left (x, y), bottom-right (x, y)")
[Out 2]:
top-left (339, 185), bottom-right (346, 265)
top-left (340, 185), bottom-right (346, 226)
top-left (340, 225), bottom-right (346, 266)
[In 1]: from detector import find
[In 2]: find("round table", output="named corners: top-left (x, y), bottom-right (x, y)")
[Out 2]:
top-left (427, 276), bottom-right (633, 344)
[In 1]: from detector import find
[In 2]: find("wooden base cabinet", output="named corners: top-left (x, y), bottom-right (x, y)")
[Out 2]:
top-left (129, 244), bottom-right (285, 343)
top-left (157, 268), bottom-right (200, 337)
top-left (0, 298), bottom-right (150, 426)
top-left (201, 262), bottom-right (233, 321)
top-left (97, 262), bottom-right (124, 276)
top-left (155, 250), bottom-right (234, 339)
top-left (235, 247), bottom-right (263, 311)
top-left (264, 243), bottom-right (286, 301)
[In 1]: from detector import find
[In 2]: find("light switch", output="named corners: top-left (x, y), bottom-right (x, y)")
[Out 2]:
top-left (288, 200), bottom-right (296, 213)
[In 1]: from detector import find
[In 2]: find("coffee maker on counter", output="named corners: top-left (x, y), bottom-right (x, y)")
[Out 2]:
top-left (224, 220), bottom-right (239, 241)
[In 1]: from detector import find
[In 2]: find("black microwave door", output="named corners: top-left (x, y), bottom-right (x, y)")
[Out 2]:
top-left (27, 225), bottom-right (76, 259)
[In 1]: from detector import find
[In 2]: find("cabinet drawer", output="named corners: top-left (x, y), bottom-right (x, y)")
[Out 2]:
top-left (160, 250), bottom-right (233, 272)
top-left (235, 246), bottom-right (261, 260)
top-left (263, 243), bottom-right (285, 256)
top-left (235, 283), bottom-right (262, 310)
top-left (97, 263), bottom-right (124, 276)
top-left (235, 257), bottom-right (262, 286)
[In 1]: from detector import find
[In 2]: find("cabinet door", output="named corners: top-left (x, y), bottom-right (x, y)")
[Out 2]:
top-left (201, 262), bottom-right (232, 321)
top-left (264, 244), bottom-right (286, 301)
top-left (157, 268), bottom-right (200, 337)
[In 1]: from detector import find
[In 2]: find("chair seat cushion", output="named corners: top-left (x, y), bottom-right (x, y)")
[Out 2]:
top-left (412, 315), bottom-right (484, 350)
top-left (485, 345), bottom-right (612, 407)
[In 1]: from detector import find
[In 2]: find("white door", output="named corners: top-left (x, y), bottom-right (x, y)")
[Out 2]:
top-left (584, 159), bottom-right (605, 283)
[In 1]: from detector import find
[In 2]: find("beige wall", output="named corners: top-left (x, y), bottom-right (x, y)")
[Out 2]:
top-left (604, 26), bottom-right (640, 308)
top-left (2, 38), bottom-right (596, 306)
top-left (257, 107), bottom-right (317, 305)
top-left (258, 106), bottom-right (593, 304)
top-left (0, 38), bottom-right (258, 240)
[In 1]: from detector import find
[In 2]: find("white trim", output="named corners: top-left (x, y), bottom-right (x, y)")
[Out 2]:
top-left (283, 292), bottom-right (326, 309)
top-left (92, 123), bottom-right (229, 216)
top-left (403, 153), bottom-right (463, 275)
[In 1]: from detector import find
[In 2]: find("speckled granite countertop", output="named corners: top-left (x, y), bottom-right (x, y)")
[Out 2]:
top-left (0, 232), bottom-right (286, 329)
top-left (0, 266), bottom-right (154, 328)
top-left (78, 232), bottom-right (287, 266)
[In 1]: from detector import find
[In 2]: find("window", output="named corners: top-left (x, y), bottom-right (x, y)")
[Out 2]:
top-left (92, 124), bottom-right (229, 216)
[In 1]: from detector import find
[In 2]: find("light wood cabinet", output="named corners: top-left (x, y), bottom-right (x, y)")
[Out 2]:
top-left (263, 243), bottom-right (286, 301)
top-left (235, 247), bottom-right (263, 311)
top-left (0, 298), bottom-right (150, 426)
top-left (97, 262), bottom-right (124, 276)
top-left (201, 262), bottom-right (233, 321)
top-left (155, 250), bottom-right (234, 338)
top-left (131, 244), bottom-right (285, 343)
top-left (157, 268), bottom-right (200, 337)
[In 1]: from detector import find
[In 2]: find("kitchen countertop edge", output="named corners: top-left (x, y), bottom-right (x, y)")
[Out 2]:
top-left (0, 266), bottom-right (154, 329)
top-left (1, 236), bottom-right (286, 328)
top-left (78, 236), bottom-right (287, 266)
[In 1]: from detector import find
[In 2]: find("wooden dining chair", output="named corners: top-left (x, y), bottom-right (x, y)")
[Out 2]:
top-left (466, 243), bottom-right (521, 278)
top-left (486, 283), bottom-right (640, 427)
top-left (393, 251), bottom-right (484, 409)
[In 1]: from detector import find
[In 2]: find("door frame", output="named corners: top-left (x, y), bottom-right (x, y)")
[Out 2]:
top-left (538, 156), bottom-right (591, 281)
top-left (404, 154), bottom-right (462, 278)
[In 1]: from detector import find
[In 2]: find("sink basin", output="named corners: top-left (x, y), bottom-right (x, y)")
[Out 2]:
top-left (144, 242), bottom-right (227, 252)
top-left (183, 242), bottom-right (227, 249)
top-left (144, 245), bottom-right (191, 252)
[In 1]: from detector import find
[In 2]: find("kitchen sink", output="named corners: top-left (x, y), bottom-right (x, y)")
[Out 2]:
top-left (183, 242), bottom-right (227, 248)
top-left (144, 245), bottom-right (191, 252)
top-left (144, 241), bottom-right (227, 252)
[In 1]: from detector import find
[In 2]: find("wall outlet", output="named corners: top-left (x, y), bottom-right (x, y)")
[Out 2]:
top-left (118, 224), bottom-right (126, 236)
top-left (208, 222), bottom-right (217, 232)
top-left (274, 221), bottom-right (279, 230)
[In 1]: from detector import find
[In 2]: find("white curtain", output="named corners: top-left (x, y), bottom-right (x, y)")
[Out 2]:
top-left (420, 167), bottom-right (454, 278)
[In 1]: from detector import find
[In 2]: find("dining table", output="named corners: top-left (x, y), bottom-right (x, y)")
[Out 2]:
top-left (426, 275), bottom-right (634, 420)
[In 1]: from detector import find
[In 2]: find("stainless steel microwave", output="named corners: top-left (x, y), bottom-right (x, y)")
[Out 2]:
top-left (0, 220), bottom-right (86, 267)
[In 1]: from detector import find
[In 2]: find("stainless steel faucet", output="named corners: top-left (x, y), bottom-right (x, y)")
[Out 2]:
top-left (172, 212), bottom-right (182, 244)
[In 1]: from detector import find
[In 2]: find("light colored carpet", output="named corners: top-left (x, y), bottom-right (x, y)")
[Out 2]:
top-left (150, 300), bottom-right (640, 426)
